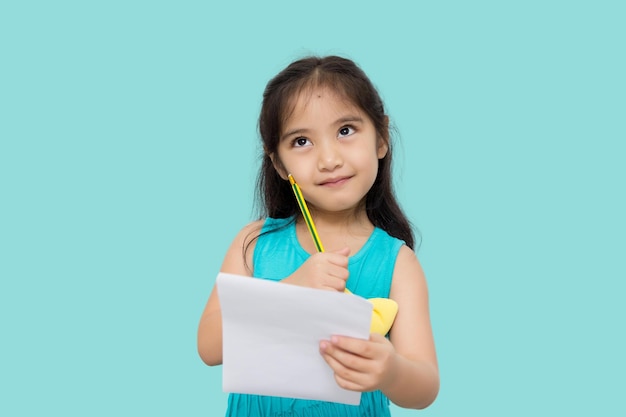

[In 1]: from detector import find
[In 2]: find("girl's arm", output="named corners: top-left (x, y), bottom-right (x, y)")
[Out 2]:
top-left (383, 245), bottom-right (439, 408)
top-left (196, 221), bottom-right (261, 366)
top-left (319, 245), bottom-right (439, 409)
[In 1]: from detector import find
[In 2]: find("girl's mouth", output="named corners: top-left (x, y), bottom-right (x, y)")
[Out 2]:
top-left (320, 176), bottom-right (351, 187)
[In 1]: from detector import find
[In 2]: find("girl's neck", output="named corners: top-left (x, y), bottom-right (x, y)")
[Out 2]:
top-left (296, 207), bottom-right (374, 255)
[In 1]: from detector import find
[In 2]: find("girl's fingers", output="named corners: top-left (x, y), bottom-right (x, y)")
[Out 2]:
top-left (320, 334), bottom-right (396, 392)
top-left (321, 339), bottom-right (365, 371)
top-left (328, 264), bottom-right (349, 280)
top-left (320, 342), bottom-right (368, 391)
top-left (328, 335), bottom-right (380, 359)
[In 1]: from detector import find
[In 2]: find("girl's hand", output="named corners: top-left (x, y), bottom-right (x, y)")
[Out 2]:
top-left (319, 333), bottom-right (398, 392)
top-left (281, 247), bottom-right (350, 291)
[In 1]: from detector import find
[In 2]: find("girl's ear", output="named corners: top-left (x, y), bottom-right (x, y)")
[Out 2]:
top-left (377, 116), bottom-right (390, 159)
top-left (269, 153), bottom-right (288, 180)
top-left (377, 140), bottom-right (389, 159)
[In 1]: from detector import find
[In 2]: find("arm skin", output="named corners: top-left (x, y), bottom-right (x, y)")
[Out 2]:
top-left (196, 221), bottom-right (261, 366)
top-left (319, 245), bottom-right (440, 409)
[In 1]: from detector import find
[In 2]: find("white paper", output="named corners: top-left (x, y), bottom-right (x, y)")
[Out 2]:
top-left (216, 272), bottom-right (373, 405)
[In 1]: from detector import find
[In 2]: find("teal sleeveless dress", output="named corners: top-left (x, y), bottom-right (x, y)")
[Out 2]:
top-left (225, 217), bottom-right (405, 417)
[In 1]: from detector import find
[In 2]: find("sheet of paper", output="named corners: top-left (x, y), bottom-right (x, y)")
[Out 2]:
top-left (216, 272), bottom-right (373, 405)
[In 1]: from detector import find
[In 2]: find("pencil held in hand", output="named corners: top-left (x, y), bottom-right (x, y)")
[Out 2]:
top-left (288, 174), bottom-right (325, 252)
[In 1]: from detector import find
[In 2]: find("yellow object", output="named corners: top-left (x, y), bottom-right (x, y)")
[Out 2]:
top-left (287, 174), bottom-right (398, 335)
top-left (344, 289), bottom-right (398, 336)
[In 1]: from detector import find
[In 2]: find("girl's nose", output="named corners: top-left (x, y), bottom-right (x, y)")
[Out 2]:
top-left (317, 140), bottom-right (343, 171)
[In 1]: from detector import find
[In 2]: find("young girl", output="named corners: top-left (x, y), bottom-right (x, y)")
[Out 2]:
top-left (197, 55), bottom-right (439, 416)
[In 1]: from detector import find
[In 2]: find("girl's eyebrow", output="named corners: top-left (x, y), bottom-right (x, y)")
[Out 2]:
top-left (335, 115), bottom-right (364, 125)
top-left (280, 128), bottom-right (309, 142)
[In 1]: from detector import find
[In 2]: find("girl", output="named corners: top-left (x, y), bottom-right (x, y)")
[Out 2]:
top-left (197, 55), bottom-right (439, 416)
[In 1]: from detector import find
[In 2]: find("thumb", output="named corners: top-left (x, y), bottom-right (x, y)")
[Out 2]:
top-left (333, 246), bottom-right (351, 257)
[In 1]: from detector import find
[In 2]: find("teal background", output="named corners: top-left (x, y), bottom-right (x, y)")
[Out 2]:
top-left (1, 1), bottom-right (624, 416)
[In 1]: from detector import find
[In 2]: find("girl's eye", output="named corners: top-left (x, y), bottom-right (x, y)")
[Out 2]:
top-left (338, 126), bottom-right (355, 138)
top-left (293, 137), bottom-right (310, 147)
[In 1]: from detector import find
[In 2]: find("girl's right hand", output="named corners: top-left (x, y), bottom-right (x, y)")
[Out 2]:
top-left (282, 247), bottom-right (350, 292)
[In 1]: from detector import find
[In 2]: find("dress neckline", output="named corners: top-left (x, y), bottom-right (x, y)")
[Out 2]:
top-left (289, 220), bottom-right (380, 266)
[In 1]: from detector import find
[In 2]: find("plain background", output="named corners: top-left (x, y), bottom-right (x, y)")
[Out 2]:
top-left (1, 1), bottom-right (624, 416)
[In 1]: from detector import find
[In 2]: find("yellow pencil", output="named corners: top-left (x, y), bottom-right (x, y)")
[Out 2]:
top-left (288, 174), bottom-right (325, 253)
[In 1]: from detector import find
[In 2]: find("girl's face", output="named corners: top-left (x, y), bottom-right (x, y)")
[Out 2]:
top-left (273, 87), bottom-right (388, 215)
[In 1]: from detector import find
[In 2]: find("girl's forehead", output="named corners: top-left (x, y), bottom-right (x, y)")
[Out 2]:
top-left (284, 86), bottom-right (362, 121)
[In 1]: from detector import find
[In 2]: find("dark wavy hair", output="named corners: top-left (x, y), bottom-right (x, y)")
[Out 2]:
top-left (253, 55), bottom-right (417, 250)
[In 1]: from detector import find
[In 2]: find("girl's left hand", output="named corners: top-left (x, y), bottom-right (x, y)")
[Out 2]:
top-left (319, 333), bottom-right (398, 392)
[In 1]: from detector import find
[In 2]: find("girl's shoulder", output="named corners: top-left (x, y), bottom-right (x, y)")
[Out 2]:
top-left (390, 244), bottom-right (426, 298)
top-left (227, 217), bottom-right (295, 266)
top-left (229, 219), bottom-right (266, 248)
top-left (220, 219), bottom-right (266, 276)
top-left (240, 218), bottom-right (267, 236)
